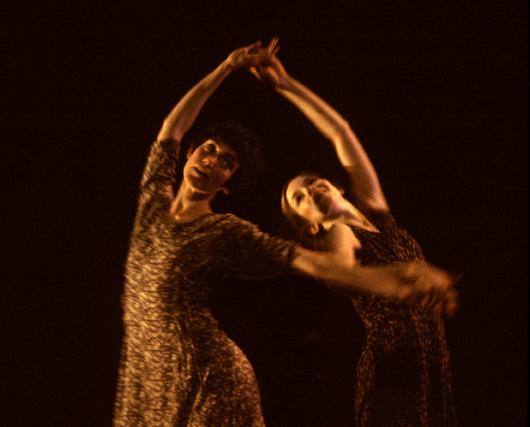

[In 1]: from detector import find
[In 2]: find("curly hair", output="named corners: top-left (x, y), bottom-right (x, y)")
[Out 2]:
top-left (187, 121), bottom-right (264, 194)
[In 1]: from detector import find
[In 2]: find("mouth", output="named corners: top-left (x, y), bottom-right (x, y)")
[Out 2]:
top-left (193, 167), bottom-right (209, 179)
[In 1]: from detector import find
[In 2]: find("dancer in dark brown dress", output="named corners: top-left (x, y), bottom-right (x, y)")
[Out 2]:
top-left (254, 45), bottom-right (458, 426)
top-left (113, 41), bottom-right (458, 426)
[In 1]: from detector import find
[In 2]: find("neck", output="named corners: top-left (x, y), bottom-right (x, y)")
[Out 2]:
top-left (323, 200), bottom-right (378, 232)
top-left (169, 181), bottom-right (215, 223)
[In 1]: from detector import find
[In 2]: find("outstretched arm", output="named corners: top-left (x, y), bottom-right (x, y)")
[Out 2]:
top-left (291, 239), bottom-right (459, 316)
top-left (157, 41), bottom-right (273, 142)
top-left (251, 43), bottom-right (388, 214)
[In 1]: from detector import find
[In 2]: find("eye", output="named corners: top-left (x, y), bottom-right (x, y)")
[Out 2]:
top-left (294, 193), bottom-right (304, 205)
top-left (203, 142), bottom-right (216, 152)
top-left (219, 156), bottom-right (235, 170)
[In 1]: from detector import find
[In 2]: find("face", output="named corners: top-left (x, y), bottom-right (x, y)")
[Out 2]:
top-left (183, 139), bottom-right (240, 195)
top-left (284, 174), bottom-right (345, 225)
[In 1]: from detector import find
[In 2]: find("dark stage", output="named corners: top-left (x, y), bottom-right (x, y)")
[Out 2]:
top-left (5, 2), bottom-right (527, 426)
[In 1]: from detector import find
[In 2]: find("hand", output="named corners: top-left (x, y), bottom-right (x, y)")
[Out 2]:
top-left (224, 41), bottom-right (276, 71)
top-left (396, 261), bottom-right (462, 317)
top-left (248, 38), bottom-right (289, 88)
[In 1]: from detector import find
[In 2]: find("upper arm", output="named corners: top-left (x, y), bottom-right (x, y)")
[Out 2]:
top-left (290, 224), bottom-right (358, 279)
top-left (334, 123), bottom-right (389, 213)
top-left (221, 217), bottom-right (299, 279)
top-left (344, 164), bottom-right (389, 214)
top-left (157, 120), bottom-right (187, 142)
top-left (135, 139), bottom-right (180, 220)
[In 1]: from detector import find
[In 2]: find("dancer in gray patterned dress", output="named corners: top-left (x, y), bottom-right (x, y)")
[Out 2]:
top-left (254, 46), bottom-right (458, 425)
top-left (113, 40), bottom-right (458, 426)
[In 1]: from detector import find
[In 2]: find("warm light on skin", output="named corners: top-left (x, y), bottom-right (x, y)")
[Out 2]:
top-left (183, 139), bottom-right (240, 196)
top-left (284, 174), bottom-right (349, 231)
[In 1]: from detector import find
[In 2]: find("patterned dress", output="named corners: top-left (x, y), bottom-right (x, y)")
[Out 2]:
top-left (351, 213), bottom-right (456, 427)
top-left (113, 140), bottom-right (297, 426)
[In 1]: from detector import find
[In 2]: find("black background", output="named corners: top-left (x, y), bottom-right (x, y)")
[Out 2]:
top-left (5, 2), bottom-right (527, 426)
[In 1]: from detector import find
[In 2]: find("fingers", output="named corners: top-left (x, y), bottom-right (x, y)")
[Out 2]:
top-left (235, 38), bottom-right (281, 69)
top-left (447, 271), bottom-right (463, 287)
top-left (248, 66), bottom-right (262, 82)
top-left (245, 41), bottom-right (262, 54)
top-left (442, 289), bottom-right (459, 317)
top-left (267, 37), bottom-right (280, 56)
top-left (418, 288), bottom-right (440, 310)
top-left (417, 266), bottom-right (460, 317)
top-left (267, 37), bottom-right (279, 52)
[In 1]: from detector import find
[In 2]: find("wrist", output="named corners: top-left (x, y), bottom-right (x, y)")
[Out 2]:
top-left (219, 59), bottom-right (235, 76)
top-left (275, 74), bottom-right (292, 91)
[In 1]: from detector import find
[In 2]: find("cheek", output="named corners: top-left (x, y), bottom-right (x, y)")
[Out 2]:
top-left (213, 169), bottom-right (234, 186)
top-left (299, 204), bottom-right (316, 220)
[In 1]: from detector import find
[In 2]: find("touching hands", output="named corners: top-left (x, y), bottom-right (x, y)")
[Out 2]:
top-left (248, 38), bottom-right (289, 89)
top-left (396, 261), bottom-right (461, 317)
top-left (224, 38), bottom-right (288, 88)
top-left (224, 40), bottom-right (278, 71)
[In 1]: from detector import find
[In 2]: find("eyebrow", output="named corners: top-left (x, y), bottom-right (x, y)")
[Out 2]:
top-left (210, 142), bottom-right (238, 162)
top-left (302, 176), bottom-right (318, 185)
top-left (221, 153), bottom-right (238, 164)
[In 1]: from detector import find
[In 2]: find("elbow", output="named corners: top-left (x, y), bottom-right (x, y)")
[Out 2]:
top-left (158, 121), bottom-right (184, 142)
top-left (336, 120), bottom-right (353, 138)
top-left (331, 121), bottom-right (356, 146)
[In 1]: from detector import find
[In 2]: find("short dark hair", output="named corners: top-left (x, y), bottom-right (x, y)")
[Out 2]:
top-left (188, 121), bottom-right (263, 194)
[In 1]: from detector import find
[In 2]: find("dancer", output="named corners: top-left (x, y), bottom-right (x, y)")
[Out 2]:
top-left (252, 43), bottom-right (457, 426)
top-left (113, 41), bottom-right (457, 426)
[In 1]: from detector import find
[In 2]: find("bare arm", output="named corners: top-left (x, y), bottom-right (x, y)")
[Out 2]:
top-left (291, 244), bottom-right (458, 314)
top-left (157, 41), bottom-right (272, 142)
top-left (251, 47), bottom-right (388, 213)
top-left (288, 224), bottom-right (458, 314)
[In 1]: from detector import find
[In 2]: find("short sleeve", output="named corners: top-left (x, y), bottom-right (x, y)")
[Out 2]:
top-left (365, 209), bottom-right (399, 231)
top-left (135, 139), bottom-right (180, 223)
top-left (220, 215), bottom-right (299, 279)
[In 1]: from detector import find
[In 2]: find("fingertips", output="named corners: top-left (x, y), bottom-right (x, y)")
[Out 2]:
top-left (443, 290), bottom-right (459, 317)
top-left (268, 37), bottom-right (279, 51)
top-left (246, 41), bottom-right (262, 54)
top-left (449, 271), bottom-right (464, 284)
top-left (249, 67), bottom-right (261, 80)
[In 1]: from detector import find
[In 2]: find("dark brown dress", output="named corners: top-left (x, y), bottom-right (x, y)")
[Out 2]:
top-left (113, 140), bottom-right (297, 426)
top-left (351, 213), bottom-right (456, 427)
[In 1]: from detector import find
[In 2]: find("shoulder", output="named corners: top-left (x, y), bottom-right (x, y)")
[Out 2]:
top-left (156, 138), bottom-right (180, 156)
top-left (217, 213), bottom-right (260, 234)
top-left (326, 223), bottom-right (356, 240)
top-left (363, 208), bottom-right (397, 229)
top-left (323, 223), bottom-right (360, 252)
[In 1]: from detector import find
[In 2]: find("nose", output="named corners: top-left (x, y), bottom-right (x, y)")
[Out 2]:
top-left (202, 154), bottom-right (217, 168)
top-left (307, 183), bottom-right (320, 195)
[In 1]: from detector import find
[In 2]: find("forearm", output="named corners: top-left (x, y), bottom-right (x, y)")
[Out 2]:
top-left (278, 75), bottom-right (387, 210)
top-left (293, 247), bottom-right (459, 314)
top-left (291, 247), bottom-right (404, 299)
top-left (278, 76), bottom-right (365, 167)
top-left (157, 61), bottom-right (233, 141)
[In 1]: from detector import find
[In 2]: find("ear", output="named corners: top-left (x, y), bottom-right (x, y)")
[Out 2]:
top-left (307, 222), bottom-right (320, 235)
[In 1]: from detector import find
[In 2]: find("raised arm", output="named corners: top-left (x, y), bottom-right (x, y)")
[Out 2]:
top-left (251, 45), bottom-right (388, 214)
top-left (157, 41), bottom-right (272, 142)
